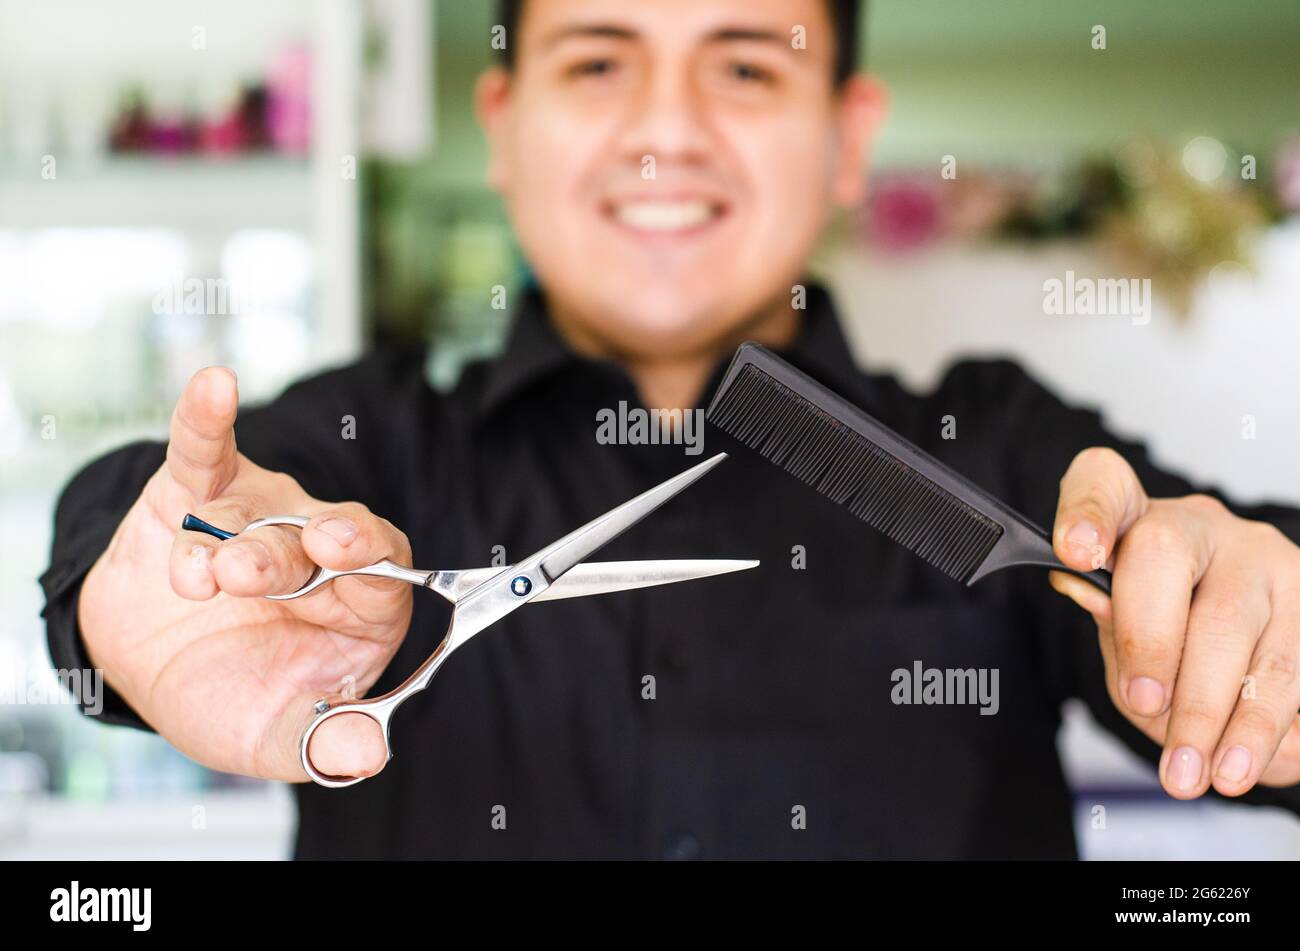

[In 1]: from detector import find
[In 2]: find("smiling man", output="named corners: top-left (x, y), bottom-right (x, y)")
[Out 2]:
top-left (479, 0), bottom-right (879, 410)
top-left (41, 0), bottom-right (1300, 859)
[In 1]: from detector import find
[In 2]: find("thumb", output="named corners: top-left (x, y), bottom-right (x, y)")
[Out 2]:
top-left (271, 693), bottom-right (389, 783)
top-left (166, 366), bottom-right (240, 503)
top-left (306, 712), bottom-right (389, 782)
top-left (1052, 446), bottom-right (1148, 573)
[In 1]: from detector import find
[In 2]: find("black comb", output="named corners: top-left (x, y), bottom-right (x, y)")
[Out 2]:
top-left (706, 343), bottom-right (1110, 593)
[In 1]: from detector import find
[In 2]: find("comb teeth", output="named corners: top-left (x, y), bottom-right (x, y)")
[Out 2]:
top-left (708, 364), bottom-right (1003, 583)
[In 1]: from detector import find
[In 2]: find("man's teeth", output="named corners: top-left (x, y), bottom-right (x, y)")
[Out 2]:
top-left (614, 201), bottom-right (716, 232)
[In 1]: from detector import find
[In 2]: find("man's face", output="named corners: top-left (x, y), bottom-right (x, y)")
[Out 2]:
top-left (478, 0), bottom-right (883, 361)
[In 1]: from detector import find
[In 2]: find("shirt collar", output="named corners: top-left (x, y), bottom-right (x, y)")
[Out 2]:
top-left (475, 282), bottom-right (874, 421)
top-left (765, 283), bottom-right (870, 403)
top-left (475, 287), bottom-right (578, 420)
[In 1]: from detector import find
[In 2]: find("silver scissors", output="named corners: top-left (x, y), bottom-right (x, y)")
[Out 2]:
top-left (181, 452), bottom-right (756, 788)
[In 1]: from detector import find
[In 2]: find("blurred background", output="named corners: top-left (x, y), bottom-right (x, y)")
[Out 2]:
top-left (1, 0), bottom-right (1298, 858)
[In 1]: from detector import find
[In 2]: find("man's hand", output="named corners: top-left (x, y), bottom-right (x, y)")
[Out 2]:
top-left (78, 367), bottom-right (414, 783)
top-left (1050, 447), bottom-right (1300, 800)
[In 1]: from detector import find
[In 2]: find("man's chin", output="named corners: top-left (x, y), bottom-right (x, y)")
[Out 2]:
top-left (580, 293), bottom-right (734, 355)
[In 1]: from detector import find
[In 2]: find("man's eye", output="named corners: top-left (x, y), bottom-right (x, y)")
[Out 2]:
top-left (728, 62), bottom-right (774, 84)
top-left (568, 58), bottom-right (620, 79)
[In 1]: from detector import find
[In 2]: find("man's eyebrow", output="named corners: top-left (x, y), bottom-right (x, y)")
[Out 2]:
top-left (536, 23), bottom-right (793, 51)
top-left (707, 28), bottom-right (789, 46)
top-left (538, 23), bottom-right (637, 49)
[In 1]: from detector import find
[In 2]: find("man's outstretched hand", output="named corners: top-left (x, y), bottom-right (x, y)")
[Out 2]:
top-left (1051, 447), bottom-right (1300, 800)
top-left (78, 367), bottom-right (414, 783)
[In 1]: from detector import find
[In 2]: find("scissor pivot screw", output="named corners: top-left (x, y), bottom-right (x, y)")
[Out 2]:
top-left (510, 576), bottom-right (533, 597)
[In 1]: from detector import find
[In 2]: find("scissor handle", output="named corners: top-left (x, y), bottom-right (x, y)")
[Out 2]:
top-left (299, 627), bottom-right (459, 787)
top-left (223, 514), bottom-right (432, 600)
top-left (300, 696), bottom-right (397, 788)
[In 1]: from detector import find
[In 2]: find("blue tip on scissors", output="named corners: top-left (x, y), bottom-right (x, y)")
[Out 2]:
top-left (181, 513), bottom-right (237, 541)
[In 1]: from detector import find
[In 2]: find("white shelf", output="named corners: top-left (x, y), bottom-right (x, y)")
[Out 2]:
top-left (0, 158), bottom-right (314, 231)
top-left (0, 0), bottom-right (364, 365)
top-left (0, 786), bottom-right (294, 860)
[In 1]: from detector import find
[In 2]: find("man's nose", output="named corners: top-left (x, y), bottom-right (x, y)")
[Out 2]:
top-left (619, 68), bottom-right (713, 166)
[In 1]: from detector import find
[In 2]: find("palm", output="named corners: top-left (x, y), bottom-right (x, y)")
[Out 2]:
top-left (79, 369), bottom-right (412, 781)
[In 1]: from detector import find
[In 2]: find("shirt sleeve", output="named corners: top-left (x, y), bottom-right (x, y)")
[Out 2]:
top-left (38, 345), bottom-right (426, 732)
top-left (938, 357), bottom-right (1300, 816)
top-left (956, 355), bottom-right (1300, 815)
top-left (39, 441), bottom-right (166, 728)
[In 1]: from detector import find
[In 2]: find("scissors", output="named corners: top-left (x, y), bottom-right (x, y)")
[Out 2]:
top-left (180, 452), bottom-right (756, 788)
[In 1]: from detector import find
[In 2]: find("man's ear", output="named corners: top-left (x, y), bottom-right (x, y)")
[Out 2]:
top-left (475, 66), bottom-right (514, 192)
top-left (830, 74), bottom-right (888, 208)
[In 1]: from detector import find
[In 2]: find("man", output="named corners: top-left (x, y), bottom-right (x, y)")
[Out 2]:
top-left (41, 0), bottom-right (1300, 858)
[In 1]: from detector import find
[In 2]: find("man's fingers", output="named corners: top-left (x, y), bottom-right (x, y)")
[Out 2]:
top-left (1158, 564), bottom-right (1269, 798)
top-left (1211, 598), bottom-right (1300, 796)
top-left (169, 497), bottom-right (257, 600)
top-left (211, 523), bottom-right (317, 599)
top-left (169, 529), bottom-right (220, 601)
top-left (1258, 721), bottom-right (1300, 788)
top-left (299, 502), bottom-right (406, 574)
top-left (1108, 505), bottom-right (1211, 720)
top-left (1053, 447), bottom-right (1149, 573)
top-left (170, 497), bottom-right (413, 633)
top-left (1050, 571), bottom-right (1173, 749)
top-left (167, 367), bottom-right (240, 502)
top-left (1048, 569), bottom-right (1112, 622)
top-left (300, 503), bottom-right (414, 628)
top-left (169, 497), bottom-right (313, 600)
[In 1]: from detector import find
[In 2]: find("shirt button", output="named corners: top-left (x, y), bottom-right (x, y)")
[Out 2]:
top-left (660, 831), bottom-right (703, 861)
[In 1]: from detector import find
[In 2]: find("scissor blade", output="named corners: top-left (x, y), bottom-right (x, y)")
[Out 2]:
top-left (535, 452), bottom-right (728, 585)
top-left (441, 453), bottom-right (730, 652)
top-left (445, 558), bottom-right (757, 602)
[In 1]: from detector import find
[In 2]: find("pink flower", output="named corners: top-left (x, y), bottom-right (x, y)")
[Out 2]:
top-left (865, 178), bottom-right (943, 251)
top-left (268, 44), bottom-right (313, 154)
top-left (1275, 138), bottom-right (1300, 214)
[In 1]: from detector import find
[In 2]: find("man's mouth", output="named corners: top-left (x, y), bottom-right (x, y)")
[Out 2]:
top-left (605, 198), bottom-right (727, 235)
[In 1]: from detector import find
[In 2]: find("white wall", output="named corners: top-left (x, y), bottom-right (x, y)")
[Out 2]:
top-left (826, 223), bottom-right (1300, 506)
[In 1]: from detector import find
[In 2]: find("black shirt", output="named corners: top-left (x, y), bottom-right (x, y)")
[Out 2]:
top-left (40, 285), bottom-right (1300, 858)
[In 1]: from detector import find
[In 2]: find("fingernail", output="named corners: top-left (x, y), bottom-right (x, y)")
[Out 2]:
top-left (1125, 676), bottom-right (1166, 716)
top-left (316, 517), bottom-right (357, 546)
top-left (1168, 746), bottom-right (1202, 792)
top-left (1217, 745), bottom-right (1251, 784)
top-left (1066, 520), bottom-right (1101, 558)
top-left (189, 544), bottom-right (213, 573)
top-left (228, 539), bottom-right (271, 570)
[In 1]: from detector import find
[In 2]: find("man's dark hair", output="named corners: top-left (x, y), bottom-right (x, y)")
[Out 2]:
top-left (496, 0), bottom-right (863, 86)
